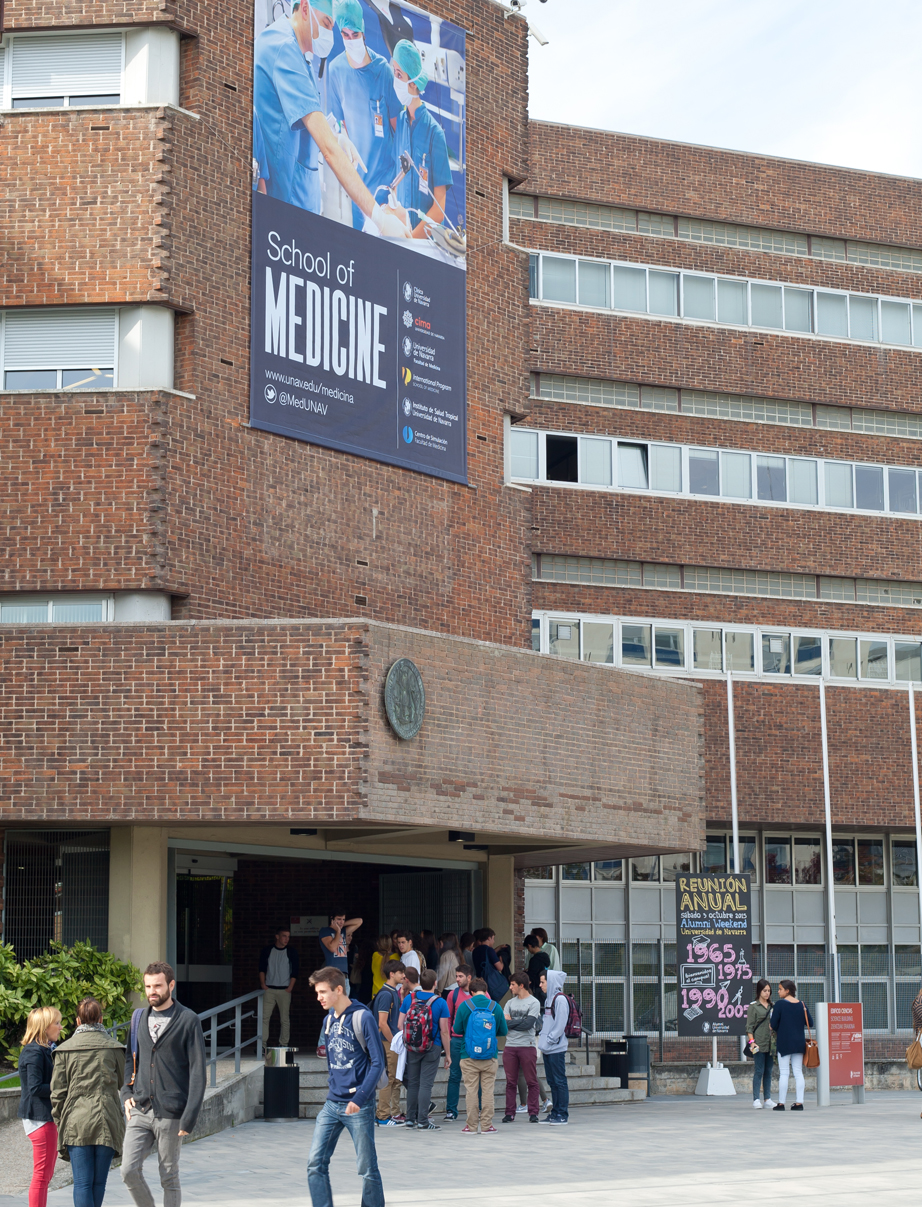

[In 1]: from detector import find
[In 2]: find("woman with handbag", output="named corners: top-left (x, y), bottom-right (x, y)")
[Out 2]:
top-left (745, 979), bottom-right (776, 1109)
top-left (18, 1006), bottom-right (63, 1207)
top-left (769, 979), bottom-right (814, 1111)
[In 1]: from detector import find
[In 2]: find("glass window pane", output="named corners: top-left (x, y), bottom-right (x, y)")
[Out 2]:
top-left (632, 982), bottom-right (659, 1032)
top-left (546, 435), bottom-right (579, 482)
top-left (702, 837), bottom-right (727, 874)
top-left (914, 304), bottom-right (922, 347)
top-left (595, 982), bottom-right (624, 1033)
top-left (849, 295), bottom-right (878, 341)
top-left (654, 627), bottom-right (685, 668)
top-left (689, 448), bottom-right (719, 495)
top-left (52, 602), bottom-right (104, 622)
top-left (793, 634), bottom-right (822, 676)
top-left (825, 462), bottom-right (854, 508)
top-left (859, 639), bottom-right (889, 680)
top-left (854, 464), bottom-right (884, 510)
top-left (549, 619), bottom-right (579, 659)
top-left (861, 943), bottom-right (890, 978)
top-left (526, 865), bottom-right (554, 880)
top-left (631, 856), bottom-right (659, 883)
top-left (794, 838), bottom-right (822, 885)
top-left (612, 265), bottom-right (647, 311)
top-left (0, 603), bottom-right (50, 623)
top-left (829, 638), bottom-right (857, 678)
top-left (661, 853), bottom-right (691, 882)
top-left (725, 631), bottom-right (754, 671)
top-left (784, 287), bottom-right (813, 332)
top-left (542, 256), bottom-right (577, 303)
top-left (528, 254), bottom-right (538, 299)
top-left (833, 841), bottom-right (856, 885)
top-left (578, 260), bottom-right (610, 308)
top-left (510, 429), bottom-right (538, 479)
top-left (762, 633), bottom-right (791, 674)
top-left (621, 623), bottom-right (651, 666)
top-left (892, 841), bottom-right (918, 888)
top-left (789, 458), bottom-right (818, 505)
top-left (796, 944), bottom-right (826, 977)
top-left (648, 271), bottom-right (678, 316)
top-left (693, 629), bottom-right (723, 671)
top-left (683, 275), bottom-right (716, 321)
top-left (582, 622), bottom-right (613, 664)
top-left (4, 369), bottom-right (58, 389)
top-left (889, 468), bottom-right (917, 514)
top-left (618, 443), bottom-right (648, 488)
top-left (766, 944), bottom-right (795, 978)
top-left (562, 862), bottom-right (590, 880)
top-left (862, 981), bottom-right (889, 1030)
top-left (766, 837), bottom-right (792, 884)
top-left (580, 437), bottom-right (612, 486)
top-left (12, 97), bottom-right (66, 109)
top-left (593, 860), bottom-right (623, 883)
top-left (881, 299), bottom-right (911, 345)
top-left (721, 451), bottom-right (751, 498)
top-left (649, 444), bottom-right (681, 492)
top-left (896, 945), bottom-right (922, 977)
top-left (61, 368), bottom-right (114, 390)
top-left (895, 642), bottom-right (922, 683)
top-left (757, 455), bottom-right (786, 501)
top-left (817, 291), bottom-right (848, 337)
top-left (750, 283), bottom-right (783, 329)
top-left (857, 838), bottom-right (884, 886)
top-left (740, 836), bottom-right (758, 882)
top-left (717, 278), bottom-right (747, 325)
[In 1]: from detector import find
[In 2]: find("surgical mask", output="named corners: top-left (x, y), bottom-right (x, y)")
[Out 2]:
top-left (394, 77), bottom-right (412, 106)
top-left (344, 36), bottom-right (366, 64)
top-left (311, 21), bottom-right (334, 58)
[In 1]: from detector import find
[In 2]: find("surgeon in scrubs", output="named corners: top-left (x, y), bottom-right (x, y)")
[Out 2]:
top-left (391, 39), bottom-right (453, 239)
top-left (253, 0), bottom-right (406, 235)
top-left (328, 0), bottom-right (401, 230)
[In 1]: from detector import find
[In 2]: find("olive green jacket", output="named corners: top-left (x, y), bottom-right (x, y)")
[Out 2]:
top-left (745, 1000), bottom-right (774, 1052)
top-left (50, 1029), bottom-right (127, 1160)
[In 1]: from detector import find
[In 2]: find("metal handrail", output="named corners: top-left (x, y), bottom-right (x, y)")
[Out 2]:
top-left (1, 990), bottom-right (265, 1092)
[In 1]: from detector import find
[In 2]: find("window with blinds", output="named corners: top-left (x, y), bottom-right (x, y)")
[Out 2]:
top-left (1, 309), bottom-right (117, 389)
top-left (8, 32), bottom-right (123, 107)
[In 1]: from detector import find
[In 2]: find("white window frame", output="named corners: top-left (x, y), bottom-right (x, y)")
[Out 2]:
top-left (0, 593), bottom-right (115, 622)
top-left (1, 29), bottom-right (128, 110)
top-left (763, 833), bottom-right (825, 889)
top-left (0, 308), bottom-right (120, 391)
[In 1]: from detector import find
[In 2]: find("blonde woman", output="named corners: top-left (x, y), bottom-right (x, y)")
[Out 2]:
top-left (18, 1005), bottom-right (63, 1207)
top-left (371, 935), bottom-right (393, 998)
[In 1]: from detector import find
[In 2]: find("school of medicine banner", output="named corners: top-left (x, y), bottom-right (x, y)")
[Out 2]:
top-left (675, 872), bottom-right (752, 1037)
top-left (250, 0), bottom-right (467, 483)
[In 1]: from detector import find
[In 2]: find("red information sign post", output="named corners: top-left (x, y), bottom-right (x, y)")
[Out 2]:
top-left (817, 1001), bottom-right (865, 1105)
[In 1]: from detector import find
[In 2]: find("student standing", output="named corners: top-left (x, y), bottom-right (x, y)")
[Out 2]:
top-left (120, 962), bottom-right (207, 1207)
top-left (51, 998), bottom-right (125, 1207)
top-left (18, 1005), bottom-right (62, 1207)
top-left (259, 925), bottom-right (300, 1047)
top-left (371, 936), bottom-right (394, 998)
top-left (394, 931), bottom-right (422, 974)
top-left (319, 911), bottom-right (363, 993)
top-left (436, 933), bottom-right (462, 995)
top-left (443, 964), bottom-right (473, 1121)
top-left (308, 967), bottom-right (386, 1207)
top-left (524, 936), bottom-right (550, 1008)
top-left (532, 929), bottom-right (561, 973)
top-left (502, 973), bottom-right (541, 1123)
top-left (373, 960), bottom-right (406, 1127)
top-left (453, 977), bottom-right (508, 1134)
top-left (471, 929), bottom-right (508, 1001)
top-left (399, 969), bottom-right (450, 1130)
top-left (770, 980), bottom-right (813, 1111)
top-left (746, 979), bottom-right (776, 1109)
top-left (537, 971), bottom-right (570, 1125)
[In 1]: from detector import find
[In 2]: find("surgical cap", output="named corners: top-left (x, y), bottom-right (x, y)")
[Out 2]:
top-left (333, 0), bottom-right (364, 32)
top-left (294, 0), bottom-right (334, 15)
top-left (392, 38), bottom-right (428, 93)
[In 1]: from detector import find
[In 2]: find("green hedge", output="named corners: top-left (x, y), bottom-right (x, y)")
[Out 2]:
top-left (0, 941), bottom-right (142, 1066)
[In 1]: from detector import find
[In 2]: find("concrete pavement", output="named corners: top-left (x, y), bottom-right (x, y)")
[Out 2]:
top-left (4, 1091), bottom-right (922, 1206)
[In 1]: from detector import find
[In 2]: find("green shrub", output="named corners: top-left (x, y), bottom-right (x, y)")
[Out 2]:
top-left (0, 941), bottom-right (142, 1066)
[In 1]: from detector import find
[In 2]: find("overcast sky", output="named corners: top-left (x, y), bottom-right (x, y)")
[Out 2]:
top-left (525, 0), bottom-right (922, 179)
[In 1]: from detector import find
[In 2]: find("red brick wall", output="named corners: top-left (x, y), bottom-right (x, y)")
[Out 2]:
top-left (3, 1), bottom-right (174, 29)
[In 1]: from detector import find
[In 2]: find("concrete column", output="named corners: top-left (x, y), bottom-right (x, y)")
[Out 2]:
top-left (485, 854), bottom-right (516, 972)
top-left (108, 827), bottom-right (169, 973)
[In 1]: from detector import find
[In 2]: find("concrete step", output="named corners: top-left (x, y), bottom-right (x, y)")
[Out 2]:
top-left (291, 1075), bottom-right (623, 1105)
top-left (256, 1085), bottom-right (644, 1119)
top-left (295, 1065), bottom-right (607, 1089)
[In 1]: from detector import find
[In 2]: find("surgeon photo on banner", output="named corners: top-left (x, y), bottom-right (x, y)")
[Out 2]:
top-left (252, 0), bottom-right (466, 266)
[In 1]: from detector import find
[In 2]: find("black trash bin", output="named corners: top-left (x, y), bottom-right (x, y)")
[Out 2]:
top-left (600, 1039), bottom-right (628, 1085)
top-left (624, 1035), bottom-right (651, 1096)
top-left (264, 1047), bottom-right (300, 1119)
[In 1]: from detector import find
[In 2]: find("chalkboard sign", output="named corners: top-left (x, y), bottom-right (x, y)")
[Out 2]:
top-left (675, 872), bottom-right (752, 1037)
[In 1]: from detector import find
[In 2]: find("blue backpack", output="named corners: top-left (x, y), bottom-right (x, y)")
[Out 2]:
top-left (463, 1001), bottom-right (498, 1060)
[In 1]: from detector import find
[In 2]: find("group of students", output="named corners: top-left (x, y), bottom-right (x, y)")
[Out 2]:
top-left (746, 978), bottom-right (816, 1110)
top-left (18, 962), bottom-right (205, 1207)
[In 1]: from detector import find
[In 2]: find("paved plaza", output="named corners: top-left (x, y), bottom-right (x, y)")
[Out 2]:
top-left (3, 1091), bottom-right (922, 1207)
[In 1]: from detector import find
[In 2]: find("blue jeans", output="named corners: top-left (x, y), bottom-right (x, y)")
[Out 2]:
top-left (446, 1037), bottom-right (479, 1114)
top-left (68, 1144), bottom-right (114, 1207)
top-left (308, 1099), bottom-right (383, 1207)
top-left (542, 1051), bottom-right (569, 1121)
top-left (752, 1050), bottom-right (773, 1101)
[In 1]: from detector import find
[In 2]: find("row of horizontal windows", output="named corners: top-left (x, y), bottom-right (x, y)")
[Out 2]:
top-left (0, 598), bottom-right (110, 623)
top-left (1, 33), bottom-right (123, 108)
top-left (533, 555), bottom-right (922, 610)
top-left (529, 252), bottom-right (922, 350)
top-left (533, 612), bottom-right (922, 685)
top-left (509, 192), bottom-right (922, 275)
top-left (532, 373), bottom-right (922, 442)
top-left (511, 427), bottom-right (922, 519)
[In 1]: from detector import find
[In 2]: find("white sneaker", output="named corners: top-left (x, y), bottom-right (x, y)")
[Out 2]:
top-left (542, 1100), bottom-right (551, 1113)
top-left (764, 1099), bottom-right (775, 1108)
top-left (516, 1104), bottom-right (528, 1114)
top-left (752, 1100), bottom-right (762, 1109)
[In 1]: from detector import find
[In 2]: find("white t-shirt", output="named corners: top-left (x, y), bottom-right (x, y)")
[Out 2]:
top-left (22, 1119), bottom-right (49, 1136)
top-left (401, 950), bottom-right (421, 974)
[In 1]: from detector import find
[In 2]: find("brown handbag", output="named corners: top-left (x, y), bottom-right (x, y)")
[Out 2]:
top-left (803, 1003), bottom-right (820, 1068)
top-left (906, 1032), bottom-right (922, 1070)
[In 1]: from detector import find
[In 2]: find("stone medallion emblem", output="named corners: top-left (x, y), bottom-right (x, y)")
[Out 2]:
top-left (384, 658), bottom-right (425, 740)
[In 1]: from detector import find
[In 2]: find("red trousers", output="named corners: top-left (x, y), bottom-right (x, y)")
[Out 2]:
top-left (503, 1046), bottom-right (539, 1116)
top-left (28, 1122), bottom-right (58, 1207)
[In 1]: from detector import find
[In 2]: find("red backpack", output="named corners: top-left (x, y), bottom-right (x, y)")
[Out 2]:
top-left (553, 992), bottom-right (583, 1040)
top-left (404, 997), bottom-right (435, 1052)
